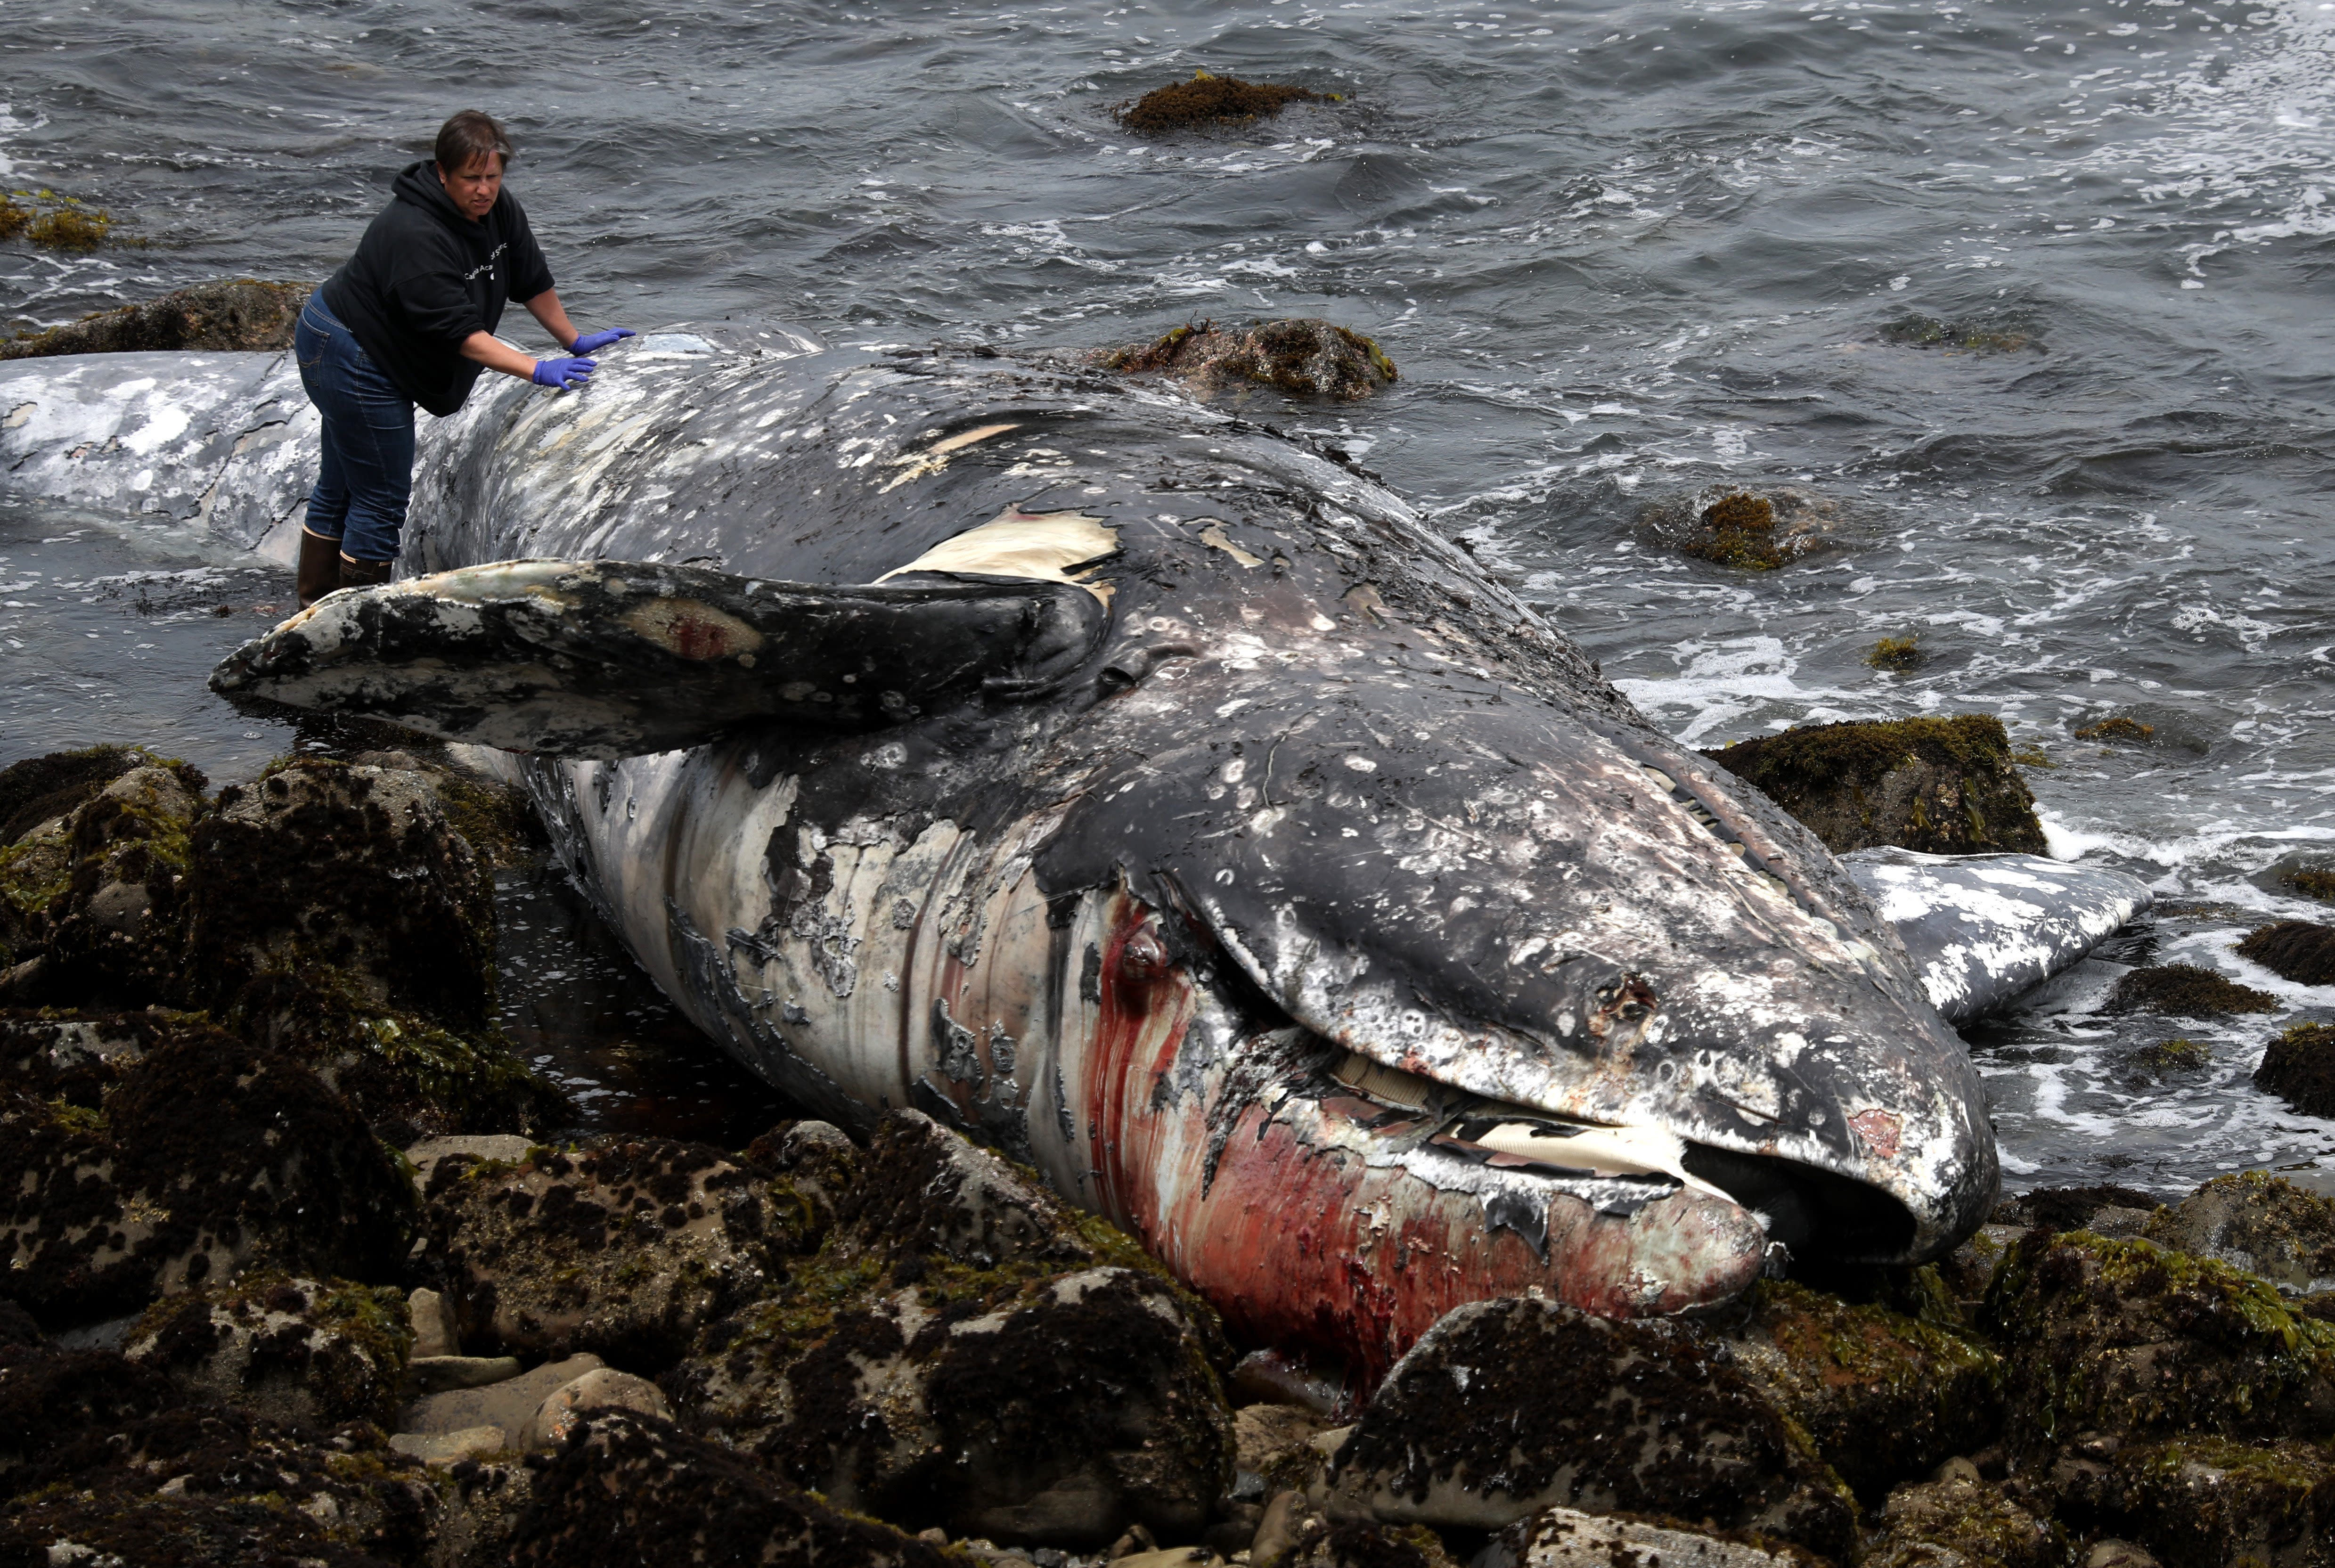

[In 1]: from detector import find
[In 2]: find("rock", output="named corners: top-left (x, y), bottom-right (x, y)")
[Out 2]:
top-left (1111, 73), bottom-right (1332, 134)
top-left (2254, 1022), bottom-right (2335, 1117)
top-left (1865, 1474), bottom-right (2066, 1568)
top-left (1640, 486), bottom-right (1846, 572)
top-left (389, 1423), bottom-right (506, 1467)
top-left (1491, 1506), bottom-right (1821, 1568)
top-left (1719, 1278), bottom-right (2005, 1504)
top-left (1113, 1549), bottom-right (1225, 1568)
top-left (1319, 1297), bottom-right (1855, 1560)
top-left (1703, 715), bottom-right (2047, 856)
top-left (404, 1133), bottom-right (536, 1191)
top-left (181, 760), bottom-right (562, 1137)
top-left (420, 1135), bottom-right (779, 1367)
top-left (504, 1406), bottom-right (960, 1568)
top-left (405, 1355), bottom-right (520, 1394)
top-left (408, 1286), bottom-right (455, 1357)
top-left (2049, 1435), bottom-right (2335, 1568)
top-left (672, 1111), bottom-right (1233, 1549)
top-left (2119, 1037), bottom-right (2213, 1086)
top-left (1234, 1402), bottom-right (1338, 1498)
top-left (0, 1342), bottom-right (441, 1565)
top-left (0, 1017), bottom-right (417, 1329)
top-left (1982, 1230), bottom-right (2335, 1465)
top-left (2139, 1170), bottom-right (2335, 1294)
top-left (1939, 1225), bottom-right (2030, 1317)
top-left (122, 1273), bottom-right (413, 1430)
top-left (347, 750), bottom-right (549, 871)
top-left (2254, 849), bottom-right (2335, 906)
top-left (522, 1365), bottom-right (672, 1449)
top-left (2082, 1542), bottom-right (2160, 1568)
top-left (1278, 1520), bottom-right (1455, 1568)
top-left (432, 1455), bottom-right (536, 1568)
top-left (1229, 1348), bottom-right (1347, 1414)
top-left (2235, 919), bottom-right (2335, 985)
top-left (400, 1352), bottom-right (603, 1448)
top-left (0, 279), bottom-right (308, 360)
top-left (2102, 964), bottom-right (2277, 1018)
top-left (1098, 318), bottom-right (1396, 401)
top-left (1992, 1185), bottom-right (2165, 1233)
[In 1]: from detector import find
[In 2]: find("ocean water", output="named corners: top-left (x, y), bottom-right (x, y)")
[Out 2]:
top-left (1, 0), bottom-right (2330, 1189)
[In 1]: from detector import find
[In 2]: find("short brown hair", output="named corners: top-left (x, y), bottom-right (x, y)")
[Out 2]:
top-left (434, 110), bottom-right (514, 175)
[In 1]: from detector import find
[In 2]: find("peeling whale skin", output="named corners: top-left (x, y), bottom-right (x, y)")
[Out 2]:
top-left (11, 328), bottom-right (2007, 1380)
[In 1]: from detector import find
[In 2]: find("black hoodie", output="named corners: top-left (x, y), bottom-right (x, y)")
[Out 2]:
top-left (318, 161), bottom-right (555, 417)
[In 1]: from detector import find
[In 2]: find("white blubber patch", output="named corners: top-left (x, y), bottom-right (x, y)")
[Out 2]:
top-left (875, 505), bottom-right (1119, 603)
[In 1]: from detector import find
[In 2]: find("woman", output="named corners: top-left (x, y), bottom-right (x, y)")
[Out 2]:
top-left (293, 110), bottom-right (631, 607)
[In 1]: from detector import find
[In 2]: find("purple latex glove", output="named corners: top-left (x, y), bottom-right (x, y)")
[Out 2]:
top-left (570, 328), bottom-right (636, 354)
top-left (531, 355), bottom-right (597, 390)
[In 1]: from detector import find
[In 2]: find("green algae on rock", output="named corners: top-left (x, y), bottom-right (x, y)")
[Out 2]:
top-left (2073, 715), bottom-right (2155, 747)
top-left (0, 278), bottom-right (307, 360)
top-left (2122, 1038), bottom-right (2213, 1085)
top-left (1868, 634), bottom-right (1925, 672)
top-left (1721, 1278), bottom-right (2004, 1506)
top-left (1099, 317), bottom-right (1397, 401)
top-left (1702, 714), bottom-right (2048, 856)
top-left (2102, 963), bottom-right (2278, 1019)
top-left (1981, 1230), bottom-right (2335, 1465)
top-left (2234, 918), bottom-right (2335, 986)
top-left (123, 1272), bottom-right (414, 1430)
top-left (2254, 1021), bottom-right (2335, 1118)
top-left (1112, 71), bottom-right (1333, 134)
top-left (2049, 1434), bottom-right (2335, 1568)
top-left (1864, 1473), bottom-right (2067, 1568)
top-left (2141, 1171), bottom-right (2335, 1297)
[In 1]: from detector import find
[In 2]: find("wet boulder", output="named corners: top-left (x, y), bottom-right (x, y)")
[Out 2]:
top-left (0, 277), bottom-right (306, 360)
top-left (1317, 1297), bottom-right (1856, 1561)
top-left (1112, 72), bottom-right (1333, 134)
top-left (2255, 1022), bottom-right (2335, 1117)
top-left (1276, 1518), bottom-right (1459, 1568)
top-left (1992, 1186), bottom-right (2165, 1234)
top-left (1982, 1230), bottom-right (2335, 1466)
top-left (122, 1273), bottom-right (413, 1431)
top-left (672, 1111), bottom-right (1234, 1549)
top-left (181, 758), bottom-right (561, 1136)
top-left (1720, 1278), bottom-right (2004, 1504)
top-left (1703, 715), bottom-right (2047, 856)
top-left (1865, 1474), bottom-right (2066, 1568)
top-left (505, 1406), bottom-right (959, 1568)
top-left (2049, 1435), bottom-right (2335, 1568)
top-left (419, 1134), bottom-right (777, 1369)
top-left (0, 1017), bottom-right (416, 1329)
top-left (1641, 487), bottom-right (1847, 572)
top-left (1099, 318), bottom-right (1396, 401)
top-left (2102, 963), bottom-right (2277, 1018)
top-left (2235, 919), bottom-right (2335, 986)
top-left (2139, 1171), bottom-right (2335, 1295)
top-left (1489, 1506), bottom-right (1825, 1568)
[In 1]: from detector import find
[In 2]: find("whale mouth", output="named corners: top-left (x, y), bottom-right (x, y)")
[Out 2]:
top-left (1325, 1050), bottom-right (1918, 1262)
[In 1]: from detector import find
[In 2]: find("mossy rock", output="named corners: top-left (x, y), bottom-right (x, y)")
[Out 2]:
top-left (2103, 964), bottom-right (2277, 1019)
top-left (2122, 1038), bottom-right (2213, 1086)
top-left (1865, 1474), bottom-right (2068, 1568)
top-left (1992, 1186), bottom-right (2166, 1234)
top-left (1640, 487), bottom-right (1844, 572)
top-left (123, 1272), bottom-right (413, 1431)
top-left (1869, 634), bottom-right (1925, 672)
top-left (0, 278), bottom-right (307, 359)
top-left (2048, 1435), bottom-right (2335, 1568)
top-left (1704, 714), bottom-right (2047, 855)
top-left (2141, 1172), bottom-right (2335, 1297)
top-left (1280, 1518), bottom-right (1460, 1568)
top-left (1112, 71), bottom-right (1332, 134)
top-left (1492, 1507), bottom-right (1825, 1568)
top-left (1321, 1297), bottom-right (1857, 1561)
top-left (506, 1405), bottom-right (959, 1568)
top-left (2236, 920), bottom-right (2335, 987)
top-left (3, 761), bottom-right (207, 1005)
top-left (670, 1111), bottom-right (1233, 1549)
top-left (0, 744), bottom-right (152, 846)
top-left (1099, 317), bottom-right (1396, 401)
top-left (1723, 1277), bottom-right (2004, 1505)
top-left (1981, 1230), bottom-right (2335, 1464)
top-left (2255, 1022), bottom-right (2335, 1118)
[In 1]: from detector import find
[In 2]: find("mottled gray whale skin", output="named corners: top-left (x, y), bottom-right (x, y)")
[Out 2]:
top-left (13, 327), bottom-right (2026, 1376)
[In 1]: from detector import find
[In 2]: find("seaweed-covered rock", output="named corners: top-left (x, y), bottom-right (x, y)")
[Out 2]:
top-left (123, 1273), bottom-right (413, 1431)
top-left (0, 744), bottom-right (145, 849)
top-left (2102, 964), bottom-right (2278, 1018)
top-left (1235, 1402), bottom-right (1338, 1498)
top-left (505, 1406), bottom-right (959, 1568)
top-left (2236, 919), bottom-right (2335, 986)
top-left (1279, 1518), bottom-right (1458, 1568)
top-left (1703, 715), bottom-right (2047, 856)
top-left (1112, 72), bottom-right (1331, 134)
top-left (1642, 487), bottom-right (1845, 572)
top-left (2255, 1022), bottom-right (2335, 1117)
top-left (0, 278), bottom-right (306, 360)
top-left (182, 759), bottom-right (560, 1135)
top-left (671, 1111), bottom-right (1233, 1549)
top-left (1721, 1278), bottom-right (2004, 1504)
top-left (2140, 1171), bottom-right (2335, 1296)
top-left (1865, 1474), bottom-right (2067, 1568)
top-left (0, 1018), bottom-right (416, 1328)
top-left (1, 761), bottom-right (206, 1004)
top-left (1319, 1298), bottom-right (1855, 1560)
top-left (2119, 1038), bottom-right (2213, 1086)
top-left (420, 1135), bottom-right (776, 1369)
top-left (1993, 1187), bottom-right (2165, 1234)
top-left (1490, 1506), bottom-right (1822, 1568)
top-left (0, 1342), bottom-right (173, 1492)
top-left (2049, 1435), bottom-right (2335, 1568)
top-left (1100, 318), bottom-right (1396, 401)
top-left (1982, 1230), bottom-right (2335, 1464)
top-left (2256, 850), bottom-right (2335, 906)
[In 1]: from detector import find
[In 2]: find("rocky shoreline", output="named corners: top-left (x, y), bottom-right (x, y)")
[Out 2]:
top-left (4, 742), bottom-right (2335, 1567)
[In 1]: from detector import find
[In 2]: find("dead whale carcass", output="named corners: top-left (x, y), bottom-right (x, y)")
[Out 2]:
top-left (181, 325), bottom-right (2026, 1378)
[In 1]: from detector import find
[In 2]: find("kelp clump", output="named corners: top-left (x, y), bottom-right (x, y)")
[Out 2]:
top-left (0, 278), bottom-right (308, 361)
top-left (2074, 714), bottom-right (2156, 746)
top-left (1867, 634), bottom-right (1924, 672)
top-left (0, 191), bottom-right (123, 253)
top-left (2235, 918), bottom-right (2335, 986)
top-left (2103, 962), bottom-right (2278, 1018)
top-left (1098, 316), bottom-right (1397, 401)
top-left (2255, 1021), bottom-right (2335, 1118)
top-left (1113, 70), bottom-right (1334, 133)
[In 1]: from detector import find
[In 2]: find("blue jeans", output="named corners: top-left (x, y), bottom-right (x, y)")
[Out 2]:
top-left (295, 292), bottom-right (415, 564)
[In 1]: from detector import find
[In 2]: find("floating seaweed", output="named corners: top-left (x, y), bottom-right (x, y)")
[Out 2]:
top-left (1096, 317), bottom-right (1396, 401)
top-left (1112, 70), bottom-right (1337, 134)
top-left (0, 190), bottom-right (125, 253)
top-left (1867, 634), bottom-right (1924, 672)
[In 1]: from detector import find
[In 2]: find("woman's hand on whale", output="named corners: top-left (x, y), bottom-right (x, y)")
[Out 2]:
top-left (530, 356), bottom-right (598, 389)
top-left (570, 328), bottom-right (636, 354)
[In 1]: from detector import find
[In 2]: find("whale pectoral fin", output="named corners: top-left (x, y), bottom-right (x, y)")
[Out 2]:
top-left (206, 558), bottom-right (1109, 759)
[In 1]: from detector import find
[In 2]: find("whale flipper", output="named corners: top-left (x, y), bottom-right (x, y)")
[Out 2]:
top-left (208, 559), bottom-right (1109, 758)
top-left (1842, 846), bottom-right (2154, 1024)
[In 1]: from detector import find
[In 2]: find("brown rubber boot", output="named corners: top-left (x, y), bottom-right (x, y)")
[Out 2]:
top-left (337, 554), bottom-right (393, 591)
top-left (296, 530), bottom-right (342, 608)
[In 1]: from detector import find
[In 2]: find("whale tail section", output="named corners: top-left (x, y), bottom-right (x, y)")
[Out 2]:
top-left (207, 558), bottom-right (1109, 758)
